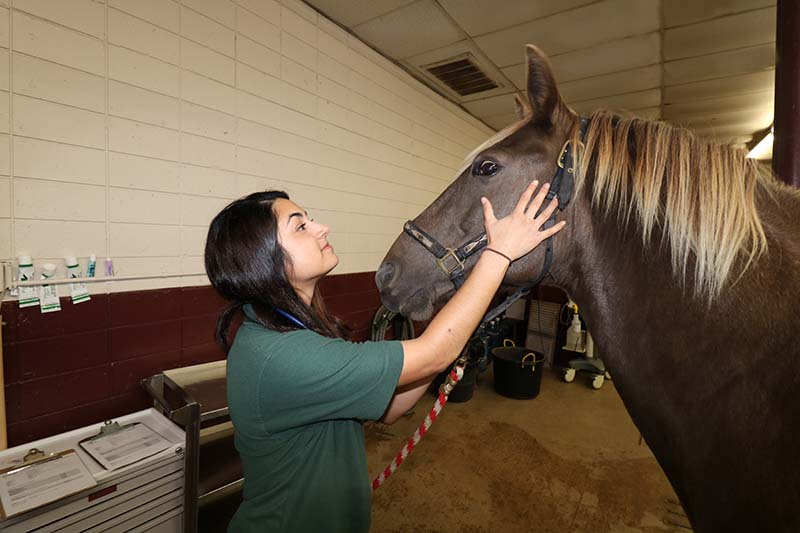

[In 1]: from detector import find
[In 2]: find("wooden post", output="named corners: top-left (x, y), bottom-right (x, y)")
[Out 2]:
top-left (773, 0), bottom-right (800, 187)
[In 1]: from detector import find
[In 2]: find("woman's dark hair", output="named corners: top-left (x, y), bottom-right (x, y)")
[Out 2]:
top-left (205, 190), bottom-right (345, 351)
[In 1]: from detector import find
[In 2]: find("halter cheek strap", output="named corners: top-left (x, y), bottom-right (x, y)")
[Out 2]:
top-left (481, 117), bottom-right (587, 323)
top-left (403, 117), bottom-right (590, 326)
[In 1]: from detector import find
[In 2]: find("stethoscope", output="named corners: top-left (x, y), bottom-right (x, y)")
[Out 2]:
top-left (274, 308), bottom-right (307, 329)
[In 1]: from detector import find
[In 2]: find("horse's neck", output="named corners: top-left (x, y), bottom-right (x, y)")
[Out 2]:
top-left (554, 210), bottom-right (698, 377)
top-left (555, 184), bottom-right (799, 376)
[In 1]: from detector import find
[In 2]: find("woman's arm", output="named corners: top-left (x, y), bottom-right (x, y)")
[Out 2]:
top-left (397, 180), bottom-right (565, 387)
top-left (380, 376), bottom-right (434, 424)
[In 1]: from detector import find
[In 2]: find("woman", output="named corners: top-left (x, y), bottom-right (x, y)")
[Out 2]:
top-left (204, 181), bottom-right (564, 532)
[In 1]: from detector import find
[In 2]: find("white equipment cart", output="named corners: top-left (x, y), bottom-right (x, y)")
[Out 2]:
top-left (0, 408), bottom-right (185, 532)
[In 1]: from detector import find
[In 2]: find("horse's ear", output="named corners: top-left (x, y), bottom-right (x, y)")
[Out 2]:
top-left (525, 45), bottom-right (561, 126)
top-left (514, 94), bottom-right (530, 120)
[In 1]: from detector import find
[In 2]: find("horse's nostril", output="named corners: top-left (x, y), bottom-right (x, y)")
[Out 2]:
top-left (376, 262), bottom-right (397, 290)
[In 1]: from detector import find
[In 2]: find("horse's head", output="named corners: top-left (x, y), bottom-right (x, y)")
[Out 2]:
top-left (377, 46), bottom-right (582, 319)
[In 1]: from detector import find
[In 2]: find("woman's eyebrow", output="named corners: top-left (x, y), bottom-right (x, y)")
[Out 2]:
top-left (286, 210), bottom-right (308, 226)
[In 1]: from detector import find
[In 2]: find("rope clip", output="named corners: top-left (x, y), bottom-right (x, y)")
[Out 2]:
top-left (439, 353), bottom-right (468, 397)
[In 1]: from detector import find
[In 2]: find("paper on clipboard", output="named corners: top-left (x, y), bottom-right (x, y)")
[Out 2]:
top-left (79, 423), bottom-right (171, 471)
top-left (0, 450), bottom-right (96, 518)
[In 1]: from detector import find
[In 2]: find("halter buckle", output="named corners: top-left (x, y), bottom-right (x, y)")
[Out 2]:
top-left (558, 138), bottom-right (585, 170)
top-left (462, 234), bottom-right (488, 255)
top-left (557, 139), bottom-right (571, 169)
top-left (437, 248), bottom-right (465, 277)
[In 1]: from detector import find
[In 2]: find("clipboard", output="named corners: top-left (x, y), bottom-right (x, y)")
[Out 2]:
top-left (0, 448), bottom-right (97, 519)
top-left (78, 420), bottom-right (171, 471)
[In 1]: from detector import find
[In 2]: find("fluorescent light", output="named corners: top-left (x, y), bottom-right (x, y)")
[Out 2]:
top-left (747, 130), bottom-right (773, 160)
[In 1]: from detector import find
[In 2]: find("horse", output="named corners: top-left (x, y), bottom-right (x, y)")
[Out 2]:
top-left (375, 45), bottom-right (800, 532)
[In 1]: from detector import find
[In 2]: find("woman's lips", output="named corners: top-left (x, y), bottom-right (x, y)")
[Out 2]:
top-left (322, 243), bottom-right (332, 251)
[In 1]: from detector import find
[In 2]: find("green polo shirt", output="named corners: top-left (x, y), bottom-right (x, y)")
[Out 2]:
top-left (226, 304), bottom-right (404, 533)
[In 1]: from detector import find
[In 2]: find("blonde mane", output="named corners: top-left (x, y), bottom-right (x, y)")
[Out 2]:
top-left (572, 110), bottom-right (770, 299)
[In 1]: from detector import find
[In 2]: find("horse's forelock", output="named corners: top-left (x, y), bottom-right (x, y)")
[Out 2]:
top-left (454, 115), bottom-right (533, 177)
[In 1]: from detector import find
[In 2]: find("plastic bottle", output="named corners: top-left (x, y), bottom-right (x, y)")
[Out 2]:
top-left (17, 255), bottom-right (39, 308)
top-left (39, 263), bottom-right (61, 313)
top-left (65, 256), bottom-right (90, 304)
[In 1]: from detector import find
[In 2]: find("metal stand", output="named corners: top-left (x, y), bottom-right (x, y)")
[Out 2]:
top-left (142, 361), bottom-right (241, 533)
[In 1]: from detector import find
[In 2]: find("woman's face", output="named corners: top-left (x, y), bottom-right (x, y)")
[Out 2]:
top-left (273, 198), bottom-right (339, 287)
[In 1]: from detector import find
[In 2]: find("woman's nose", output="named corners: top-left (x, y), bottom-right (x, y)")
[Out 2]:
top-left (314, 221), bottom-right (329, 237)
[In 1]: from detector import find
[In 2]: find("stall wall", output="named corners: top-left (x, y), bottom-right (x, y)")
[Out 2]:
top-left (0, 0), bottom-right (491, 289)
top-left (0, 0), bottom-right (493, 446)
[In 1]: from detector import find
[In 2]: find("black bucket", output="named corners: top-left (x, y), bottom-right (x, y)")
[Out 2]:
top-left (492, 340), bottom-right (545, 399)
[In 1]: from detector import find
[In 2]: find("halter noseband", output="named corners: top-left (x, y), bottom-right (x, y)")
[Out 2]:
top-left (401, 222), bottom-right (487, 289)
top-left (403, 117), bottom-right (590, 326)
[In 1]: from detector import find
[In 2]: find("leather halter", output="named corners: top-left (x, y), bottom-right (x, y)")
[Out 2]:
top-left (403, 117), bottom-right (590, 326)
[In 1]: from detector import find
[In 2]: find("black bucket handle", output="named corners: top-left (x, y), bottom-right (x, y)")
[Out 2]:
top-left (520, 352), bottom-right (538, 372)
top-left (504, 339), bottom-right (544, 372)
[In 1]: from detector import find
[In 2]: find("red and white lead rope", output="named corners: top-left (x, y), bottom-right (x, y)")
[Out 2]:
top-left (371, 356), bottom-right (467, 491)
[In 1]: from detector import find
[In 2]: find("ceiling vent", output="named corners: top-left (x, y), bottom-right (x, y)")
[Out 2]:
top-left (424, 54), bottom-right (499, 97)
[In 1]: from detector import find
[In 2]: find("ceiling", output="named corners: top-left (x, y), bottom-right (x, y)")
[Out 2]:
top-left (305, 0), bottom-right (776, 147)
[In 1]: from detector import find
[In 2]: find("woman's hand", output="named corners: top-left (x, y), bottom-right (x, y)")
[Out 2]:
top-left (480, 180), bottom-right (566, 262)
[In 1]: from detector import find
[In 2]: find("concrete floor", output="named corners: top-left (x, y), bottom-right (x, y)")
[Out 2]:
top-left (366, 367), bottom-right (691, 533)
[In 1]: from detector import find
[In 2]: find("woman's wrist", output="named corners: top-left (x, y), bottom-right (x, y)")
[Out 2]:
top-left (483, 247), bottom-right (512, 264)
top-left (479, 247), bottom-right (511, 270)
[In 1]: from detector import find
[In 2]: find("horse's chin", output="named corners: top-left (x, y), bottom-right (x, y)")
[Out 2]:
top-left (404, 300), bottom-right (434, 321)
top-left (398, 291), bottom-right (435, 321)
top-left (381, 281), bottom-right (454, 322)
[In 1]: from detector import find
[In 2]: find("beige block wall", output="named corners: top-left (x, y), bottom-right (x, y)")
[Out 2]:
top-left (0, 0), bottom-right (493, 299)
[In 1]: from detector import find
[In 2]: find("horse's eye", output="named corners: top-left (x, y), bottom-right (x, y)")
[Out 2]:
top-left (473, 159), bottom-right (501, 177)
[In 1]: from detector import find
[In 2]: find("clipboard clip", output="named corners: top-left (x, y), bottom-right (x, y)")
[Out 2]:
top-left (79, 420), bottom-right (134, 450)
top-left (22, 448), bottom-right (46, 465)
top-left (97, 420), bottom-right (124, 437)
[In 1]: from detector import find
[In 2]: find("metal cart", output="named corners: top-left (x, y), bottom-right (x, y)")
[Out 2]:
top-left (142, 361), bottom-right (241, 533)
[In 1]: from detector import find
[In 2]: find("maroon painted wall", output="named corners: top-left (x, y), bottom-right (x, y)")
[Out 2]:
top-left (2, 271), bottom-right (382, 447)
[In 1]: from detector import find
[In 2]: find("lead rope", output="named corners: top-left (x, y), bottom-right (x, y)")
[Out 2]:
top-left (371, 353), bottom-right (468, 491)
